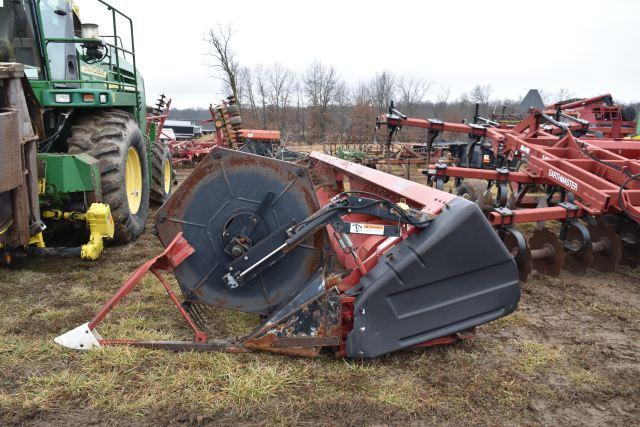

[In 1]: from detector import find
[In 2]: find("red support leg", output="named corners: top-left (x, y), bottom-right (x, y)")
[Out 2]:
top-left (88, 233), bottom-right (194, 330)
top-left (150, 269), bottom-right (207, 342)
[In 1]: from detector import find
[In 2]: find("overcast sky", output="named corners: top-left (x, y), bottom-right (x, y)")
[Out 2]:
top-left (76, 0), bottom-right (640, 109)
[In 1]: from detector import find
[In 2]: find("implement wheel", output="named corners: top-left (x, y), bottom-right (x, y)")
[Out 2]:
top-left (150, 141), bottom-right (174, 205)
top-left (68, 109), bottom-right (149, 243)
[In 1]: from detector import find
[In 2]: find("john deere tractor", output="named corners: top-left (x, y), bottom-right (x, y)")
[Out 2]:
top-left (0, 0), bottom-right (173, 262)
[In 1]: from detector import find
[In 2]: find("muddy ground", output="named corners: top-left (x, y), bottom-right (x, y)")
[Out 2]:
top-left (0, 162), bottom-right (639, 425)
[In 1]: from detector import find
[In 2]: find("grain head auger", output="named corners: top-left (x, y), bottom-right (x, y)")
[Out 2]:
top-left (55, 148), bottom-right (520, 358)
top-left (376, 100), bottom-right (640, 282)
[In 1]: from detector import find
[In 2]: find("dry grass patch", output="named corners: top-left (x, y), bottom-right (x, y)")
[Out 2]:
top-left (585, 301), bottom-right (640, 324)
top-left (492, 311), bottom-right (531, 327)
top-left (568, 368), bottom-right (607, 388)
top-left (1, 348), bottom-right (313, 420)
top-left (516, 340), bottom-right (562, 374)
top-left (372, 378), bottom-right (423, 413)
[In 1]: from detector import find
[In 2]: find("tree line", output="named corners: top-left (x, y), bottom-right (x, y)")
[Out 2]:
top-left (168, 25), bottom-right (638, 144)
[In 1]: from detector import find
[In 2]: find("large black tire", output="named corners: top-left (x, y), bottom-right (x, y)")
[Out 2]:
top-left (150, 141), bottom-right (173, 205)
top-left (67, 109), bottom-right (149, 244)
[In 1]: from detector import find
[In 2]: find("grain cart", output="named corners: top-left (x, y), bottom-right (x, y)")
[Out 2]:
top-left (0, 0), bottom-right (172, 263)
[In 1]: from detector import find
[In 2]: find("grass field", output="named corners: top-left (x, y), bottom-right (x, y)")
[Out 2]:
top-left (1, 164), bottom-right (639, 425)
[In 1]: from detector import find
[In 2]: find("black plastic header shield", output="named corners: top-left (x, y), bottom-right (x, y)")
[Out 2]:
top-left (346, 198), bottom-right (520, 358)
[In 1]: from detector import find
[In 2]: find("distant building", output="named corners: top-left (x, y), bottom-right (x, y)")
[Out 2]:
top-left (518, 89), bottom-right (545, 111)
top-left (164, 120), bottom-right (202, 140)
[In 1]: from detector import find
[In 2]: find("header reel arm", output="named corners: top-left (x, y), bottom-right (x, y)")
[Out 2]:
top-left (222, 193), bottom-right (431, 289)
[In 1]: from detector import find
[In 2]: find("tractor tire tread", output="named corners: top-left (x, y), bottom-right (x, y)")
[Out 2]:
top-left (150, 141), bottom-right (173, 205)
top-left (67, 110), bottom-right (149, 244)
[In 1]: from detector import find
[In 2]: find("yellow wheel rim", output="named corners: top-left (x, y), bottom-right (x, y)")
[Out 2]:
top-left (163, 159), bottom-right (171, 194)
top-left (125, 147), bottom-right (142, 214)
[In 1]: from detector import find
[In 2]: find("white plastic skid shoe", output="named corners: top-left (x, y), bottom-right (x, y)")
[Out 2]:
top-left (54, 322), bottom-right (102, 350)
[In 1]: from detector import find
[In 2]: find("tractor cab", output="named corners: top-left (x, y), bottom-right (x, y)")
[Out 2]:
top-left (1, 0), bottom-right (142, 121)
top-left (0, 0), bottom-right (83, 81)
top-left (0, 1), bottom-right (42, 74)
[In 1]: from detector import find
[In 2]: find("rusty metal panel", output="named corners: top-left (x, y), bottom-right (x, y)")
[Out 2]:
top-left (2, 74), bottom-right (37, 142)
top-left (0, 109), bottom-right (22, 192)
top-left (9, 184), bottom-right (30, 246)
top-left (0, 63), bottom-right (25, 80)
top-left (243, 272), bottom-right (341, 357)
top-left (0, 66), bottom-right (40, 246)
top-left (23, 139), bottom-right (40, 224)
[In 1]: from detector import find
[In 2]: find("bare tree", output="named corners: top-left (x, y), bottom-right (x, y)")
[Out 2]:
top-left (303, 60), bottom-right (340, 140)
top-left (468, 84), bottom-right (493, 105)
top-left (397, 76), bottom-right (431, 114)
top-left (238, 66), bottom-right (259, 125)
top-left (433, 85), bottom-right (451, 117)
top-left (205, 24), bottom-right (239, 100)
top-left (254, 64), bottom-right (269, 128)
top-left (334, 81), bottom-right (349, 135)
top-left (304, 60), bottom-right (339, 109)
top-left (347, 82), bottom-right (376, 142)
top-left (266, 63), bottom-right (296, 130)
top-left (294, 80), bottom-right (306, 139)
top-left (352, 81), bottom-right (372, 105)
top-left (436, 86), bottom-right (451, 104)
top-left (369, 71), bottom-right (396, 113)
top-left (196, 54), bottom-right (592, 142)
top-left (554, 88), bottom-right (576, 103)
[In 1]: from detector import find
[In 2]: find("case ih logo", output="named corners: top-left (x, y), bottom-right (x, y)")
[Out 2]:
top-left (548, 169), bottom-right (578, 191)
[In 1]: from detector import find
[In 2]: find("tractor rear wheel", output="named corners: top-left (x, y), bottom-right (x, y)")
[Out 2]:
top-left (150, 141), bottom-right (173, 205)
top-left (67, 109), bottom-right (149, 244)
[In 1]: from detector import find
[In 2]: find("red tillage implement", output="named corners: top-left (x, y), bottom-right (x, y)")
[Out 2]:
top-left (377, 100), bottom-right (640, 280)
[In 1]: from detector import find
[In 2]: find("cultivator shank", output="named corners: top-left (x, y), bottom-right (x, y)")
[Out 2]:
top-left (56, 148), bottom-right (520, 357)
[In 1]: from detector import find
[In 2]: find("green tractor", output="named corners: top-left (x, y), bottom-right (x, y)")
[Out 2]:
top-left (0, 0), bottom-right (173, 262)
